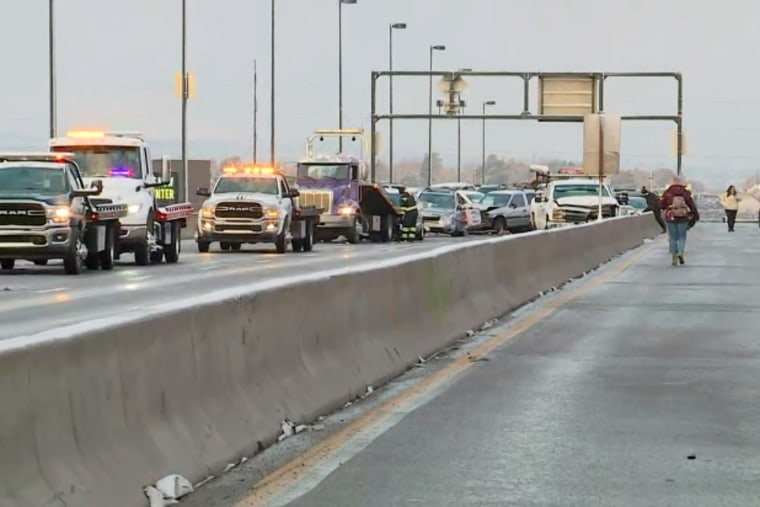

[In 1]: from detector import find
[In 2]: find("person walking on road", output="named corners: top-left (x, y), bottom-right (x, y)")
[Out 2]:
top-left (719, 185), bottom-right (741, 232)
top-left (660, 176), bottom-right (699, 266)
top-left (641, 186), bottom-right (666, 233)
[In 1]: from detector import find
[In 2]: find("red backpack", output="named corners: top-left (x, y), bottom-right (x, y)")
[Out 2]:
top-left (670, 194), bottom-right (690, 219)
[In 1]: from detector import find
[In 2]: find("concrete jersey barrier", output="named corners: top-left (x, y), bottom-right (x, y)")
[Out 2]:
top-left (0, 214), bottom-right (661, 506)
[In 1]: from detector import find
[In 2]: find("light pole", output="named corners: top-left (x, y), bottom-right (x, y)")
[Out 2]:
top-left (481, 100), bottom-right (496, 185)
top-left (48, 0), bottom-right (57, 138)
top-left (270, 0), bottom-right (275, 163)
top-left (338, 0), bottom-right (357, 153)
top-left (456, 68), bottom-right (472, 181)
top-left (427, 44), bottom-right (446, 186)
top-left (253, 59), bottom-right (258, 164)
top-left (181, 0), bottom-right (188, 200)
top-left (388, 22), bottom-right (407, 183)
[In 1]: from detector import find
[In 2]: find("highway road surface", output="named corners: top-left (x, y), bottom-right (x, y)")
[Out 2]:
top-left (0, 235), bottom-right (474, 340)
top-left (184, 222), bottom-right (760, 507)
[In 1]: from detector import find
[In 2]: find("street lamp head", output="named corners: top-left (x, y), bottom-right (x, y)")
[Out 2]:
top-left (391, 22), bottom-right (407, 29)
top-left (431, 45), bottom-right (446, 51)
top-left (484, 100), bottom-right (496, 106)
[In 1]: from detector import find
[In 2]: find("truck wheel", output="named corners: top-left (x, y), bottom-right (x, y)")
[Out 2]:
top-left (382, 215), bottom-right (394, 243)
top-left (275, 232), bottom-right (287, 254)
top-left (346, 218), bottom-right (360, 244)
top-left (197, 240), bottom-right (210, 253)
top-left (99, 225), bottom-right (115, 271)
top-left (134, 217), bottom-right (153, 266)
top-left (63, 234), bottom-right (84, 275)
top-left (0, 259), bottom-right (14, 270)
top-left (493, 217), bottom-right (507, 235)
top-left (303, 222), bottom-right (314, 252)
top-left (230, 243), bottom-right (241, 252)
top-left (33, 259), bottom-right (48, 266)
top-left (164, 222), bottom-right (181, 263)
top-left (220, 242), bottom-right (231, 251)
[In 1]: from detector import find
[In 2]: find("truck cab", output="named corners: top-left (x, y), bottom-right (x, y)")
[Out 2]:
top-left (295, 129), bottom-right (399, 244)
top-left (0, 152), bottom-right (128, 274)
top-left (196, 165), bottom-right (320, 254)
top-left (48, 130), bottom-right (187, 265)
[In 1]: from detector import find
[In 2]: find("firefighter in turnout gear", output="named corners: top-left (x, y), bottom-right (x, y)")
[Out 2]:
top-left (398, 191), bottom-right (419, 241)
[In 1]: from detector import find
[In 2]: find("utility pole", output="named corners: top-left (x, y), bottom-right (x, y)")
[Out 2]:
top-left (270, 0), bottom-right (276, 164)
top-left (48, 0), bottom-right (57, 138)
top-left (181, 0), bottom-right (188, 202)
top-left (253, 59), bottom-right (258, 164)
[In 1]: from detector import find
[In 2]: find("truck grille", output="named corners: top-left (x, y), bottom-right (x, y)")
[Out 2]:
top-left (89, 198), bottom-right (113, 206)
top-left (298, 190), bottom-right (333, 213)
top-left (214, 201), bottom-right (263, 219)
top-left (0, 202), bottom-right (47, 227)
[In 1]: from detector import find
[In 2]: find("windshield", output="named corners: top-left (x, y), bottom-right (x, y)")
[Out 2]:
top-left (462, 191), bottom-right (485, 202)
top-left (51, 145), bottom-right (142, 179)
top-left (0, 166), bottom-right (69, 194)
top-left (418, 192), bottom-right (454, 209)
top-left (479, 193), bottom-right (513, 207)
top-left (297, 163), bottom-right (351, 180)
top-left (553, 184), bottom-right (611, 199)
top-left (628, 196), bottom-right (647, 209)
top-left (214, 176), bottom-right (279, 194)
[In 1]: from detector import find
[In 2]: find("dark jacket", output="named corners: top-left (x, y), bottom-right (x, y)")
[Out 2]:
top-left (643, 192), bottom-right (660, 211)
top-left (659, 184), bottom-right (699, 223)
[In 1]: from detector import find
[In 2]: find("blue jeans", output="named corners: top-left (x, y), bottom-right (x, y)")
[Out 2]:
top-left (666, 221), bottom-right (689, 254)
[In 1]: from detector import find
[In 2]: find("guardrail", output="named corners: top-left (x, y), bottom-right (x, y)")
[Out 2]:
top-left (0, 214), bottom-right (661, 506)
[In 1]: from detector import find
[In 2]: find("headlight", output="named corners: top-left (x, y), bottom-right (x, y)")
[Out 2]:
top-left (338, 206), bottom-right (355, 216)
top-left (201, 206), bottom-right (215, 218)
top-left (128, 204), bottom-right (141, 214)
top-left (47, 206), bottom-right (71, 223)
top-left (263, 207), bottom-right (279, 218)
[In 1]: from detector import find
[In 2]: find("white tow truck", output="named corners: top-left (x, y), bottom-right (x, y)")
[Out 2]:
top-left (49, 130), bottom-right (194, 265)
top-left (195, 165), bottom-right (321, 254)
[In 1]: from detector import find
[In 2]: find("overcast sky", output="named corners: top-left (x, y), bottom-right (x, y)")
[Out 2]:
top-left (1, 0), bottom-right (757, 186)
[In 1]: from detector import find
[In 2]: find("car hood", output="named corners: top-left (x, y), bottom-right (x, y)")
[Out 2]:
top-left (206, 192), bottom-right (280, 206)
top-left (555, 195), bottom-right (617, 207)
top-left (0, 192), bottom-right (69, 206)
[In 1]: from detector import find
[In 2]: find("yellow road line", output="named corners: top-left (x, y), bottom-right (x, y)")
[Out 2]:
top-left (235, 240), bottom-right (658, 507)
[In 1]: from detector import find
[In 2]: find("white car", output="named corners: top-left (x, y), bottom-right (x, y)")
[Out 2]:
top-left (531, 178), bottom-right (620, 229)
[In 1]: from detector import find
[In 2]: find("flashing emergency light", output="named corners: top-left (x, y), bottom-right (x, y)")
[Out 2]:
top-left (66, 130), bottom-right (106, 139)
top-left (222, 166), bottom-right (276, 175)
top-left (108, 166), bottom-right (135, 177)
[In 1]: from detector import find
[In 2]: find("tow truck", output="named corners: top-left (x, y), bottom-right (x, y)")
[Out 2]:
top-left (49, 130), bottom-right (194, 266)
top-left (0, 152), bottom-right (129, 274)
top-left (195, 165), bottom-right (322, 254)
top-left (295, 129), bottom-right (400, 243)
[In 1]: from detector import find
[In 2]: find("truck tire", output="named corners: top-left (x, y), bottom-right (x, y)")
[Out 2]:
top-left (382, 215), bottom-right (394, 243)
top-left (197, 240), bottom-right (210, 253)
top-left (134, 216), bottom-right (153, 266)
top-left (220, 242), bottom-right (231, 251)
top-left (1, 259), bottom-right (14, 270)
top-left (99, 224), bottom-right (115, 271)
top-left (33, 259), bottom-right (48, 266)
top-left (302, 222), bottom-right (314, 252)
top-left (230, 243), bottom-right (241, 251)
top-left (275, 232), bottom-right (287, 254)
top-left (346, 217), bottom-right (360, 244)
top-left (164, 222), bottom-right (180, 263)
top-left (493, 217), bottom-right (507, 235)
top-left (63, 234), bottom-right (84, 275)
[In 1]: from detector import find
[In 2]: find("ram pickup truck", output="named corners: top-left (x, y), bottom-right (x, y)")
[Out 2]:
top-left (196, 165), bottom-right (321, 254)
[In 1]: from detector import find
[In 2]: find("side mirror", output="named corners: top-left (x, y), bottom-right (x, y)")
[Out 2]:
top-left (72, 188), bottom-right (101, 198)
top-left (196, 187), bottom-right (211, 197)
top-left (161, 155), bottom-right (171, 182)
top-left (90, 180), bottom-right (103, 193)
top-left (287, 189), bottom-right (300, 198)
